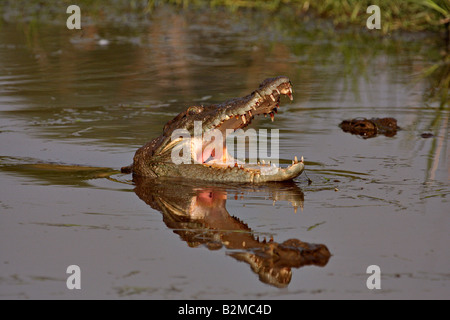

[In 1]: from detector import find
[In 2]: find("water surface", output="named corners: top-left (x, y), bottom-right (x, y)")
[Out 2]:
top-left (0, 4), bottom-right (449, 299)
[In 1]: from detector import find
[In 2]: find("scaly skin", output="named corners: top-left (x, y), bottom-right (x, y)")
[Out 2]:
top-left (122, 76), bottom-right (305, 182)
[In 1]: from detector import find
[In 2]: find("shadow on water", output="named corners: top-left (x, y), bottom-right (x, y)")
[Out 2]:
top-left (132, 176), bottom-right (331, 288)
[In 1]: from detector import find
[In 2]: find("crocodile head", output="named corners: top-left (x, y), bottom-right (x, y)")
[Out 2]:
top-left (124, 76), bottom-right (305, 182)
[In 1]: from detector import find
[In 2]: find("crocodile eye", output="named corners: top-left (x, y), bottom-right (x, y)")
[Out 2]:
top-left (187, 106), bottom-right (204, 115)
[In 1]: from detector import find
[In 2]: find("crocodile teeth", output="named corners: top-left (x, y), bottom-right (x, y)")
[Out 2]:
top-left (301, 156), bottom-right (304, 163)
top-left (241, 115), bottom-right (246, 124)
top-left (270, 94), bottom-right (276, 102)
top-left (287, 88), bottom-right (293, 101)
top-left (270, 113), bottom-right (274, 122)
top-left (248, 110), bottom-right (252, 117)
top-left (275, 89), bottom-right (280, 94)
top-left (294, 156), bottom-right (298, 164)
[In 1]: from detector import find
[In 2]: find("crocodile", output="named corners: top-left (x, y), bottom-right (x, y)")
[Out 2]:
top-left (133, 176), bottom-right (330, 288)
top-left (339, 117), bottom-right (400, 139)
top-left (122, 76), bottom-right (305, 182)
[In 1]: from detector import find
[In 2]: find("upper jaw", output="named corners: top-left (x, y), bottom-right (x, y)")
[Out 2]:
top-left (157, 76), bottom-right (294, 157)
top-left (193, 76), bottom-right (304, 179)
top-left (205, 76), bottom-right (293, 133)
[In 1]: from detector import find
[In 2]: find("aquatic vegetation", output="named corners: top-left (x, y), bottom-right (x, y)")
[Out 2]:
top-left (421, 54), bottom-right (450, 107)
top-left (148, 0), bottom-right (450, 33)
top-left (1, 0), bottom-right (448, 33)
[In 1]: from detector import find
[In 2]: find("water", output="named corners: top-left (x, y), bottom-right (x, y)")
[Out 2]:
top-left (0, 4), bottom-right (449, 299)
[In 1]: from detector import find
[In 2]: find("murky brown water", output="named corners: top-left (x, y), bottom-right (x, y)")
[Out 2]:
top-left (0, 4), bottom-right (449, 299)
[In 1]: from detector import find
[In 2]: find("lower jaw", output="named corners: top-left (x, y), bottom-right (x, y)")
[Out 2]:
top-left (151, 161), bottom-right (305, 183)
top-left (186, 142), bottom-right (305, 182)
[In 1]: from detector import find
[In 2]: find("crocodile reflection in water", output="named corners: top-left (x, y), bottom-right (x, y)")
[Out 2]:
top-left (133, 176), bottom-right (331, 288)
